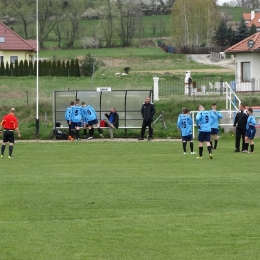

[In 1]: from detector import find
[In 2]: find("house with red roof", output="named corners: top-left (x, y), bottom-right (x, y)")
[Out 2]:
top-left (243, 10), bottom-right (260, 31)
top-left (0, 22), bottom-right (37, 65)
top-left (225, 32), bottom-right (260, 91)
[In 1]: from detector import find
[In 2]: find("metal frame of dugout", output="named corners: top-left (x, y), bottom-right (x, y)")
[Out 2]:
top-left (53, 89), bottom-right (153, 134)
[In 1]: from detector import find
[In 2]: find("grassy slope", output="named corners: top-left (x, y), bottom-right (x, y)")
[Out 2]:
top-left (0, 141), bottom-right (260, 259)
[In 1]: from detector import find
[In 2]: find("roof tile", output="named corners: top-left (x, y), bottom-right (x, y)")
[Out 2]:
top-left (225, 32), bottom-right (260, 53)
top-left (0, 22), bottom-right (36, 51)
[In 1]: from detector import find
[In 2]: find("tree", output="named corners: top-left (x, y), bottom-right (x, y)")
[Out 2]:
top-left (227, 26), bottom-right (235, 46)
top-left (249, 23), bottom-right (257, 36)
top-left (61, 60), bottom-right (66, 76)
top-left (14, 60), bottom-right (19, 77)
top-left (234, 17), bottom-right (249, 43)
top-left (5, 62), bottom-right (10, 77)
top-left (62, 0), bottom-right (85, 48)
top-left (80, 53), bottom-right (99, 77)
top-left (29, 60), bottom-right (34, 76)
top-left (171, 0), bottom-right (220, 47)
top-left (56, 60), bottom-right (61, 76)
top-left (24, 60), bottom-right (29, 76)
top-left (116, 0), bottom-right (142, 47)
top-left (0, 0), bottom-right (35, 39)
top-left (75, 59), bottom-right (81, 77)
top-left (99, 0), bottom-right (116, 47)
top-left (0, 61), bottom-right (5, 76)
top-left (19, 60), bottom-right (24, 77)
top-left (214, 20), bottom-right (228, 46)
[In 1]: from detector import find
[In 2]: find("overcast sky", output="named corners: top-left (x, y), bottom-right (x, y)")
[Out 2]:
top-left (217, 0), bottom-right (232, 5)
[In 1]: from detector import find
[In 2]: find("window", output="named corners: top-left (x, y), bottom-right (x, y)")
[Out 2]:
top-left (29, 55), bottom-right (34, 62)
top-left (0, 37), bottom-right (5, 43)
top-left (10, 56), bottom-right (18, 64)
top-left (241, 62), bottom-right (250, 82)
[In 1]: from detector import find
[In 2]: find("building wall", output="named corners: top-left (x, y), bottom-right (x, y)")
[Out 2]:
top-left (234, 52), bottom-right (260, 91)
top-left (0, 50), bottom-right (36, 64)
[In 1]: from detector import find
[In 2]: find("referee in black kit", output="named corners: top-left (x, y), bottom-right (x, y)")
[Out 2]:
top-left (233, 103), bottom-right (248, 152)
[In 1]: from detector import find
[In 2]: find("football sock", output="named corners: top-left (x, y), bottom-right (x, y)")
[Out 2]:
top-left (9, 146), bottom-right (13, 156)
top-left (199, 147), bottom-right (203, 157)
top-left (98, 128), bottom-right (102, 134)
top-left (182, 142), bottom-right (187, 153)
top-left (244, 143), bottom-right (249, 151)
top-left (207, 145), bottom-right (212, 154)
top-left (214, 140), bottom-right (218, 149)
top-left (1, 144), bottom-right (5, 155)
top-left (76, 130), bottom-right (79, 139)
top-left (190, 142), bottom-right (194, 152)
top-left (210, 141), bottom-right (212, 147)
top-left (68, 126), bottom-right (71, 136)
top-left (250, 144), bottom-right (254, 152)
top-left (71, 131), bottom-right (74, 138)
top-left (89, 128), bottom-right (94, 137)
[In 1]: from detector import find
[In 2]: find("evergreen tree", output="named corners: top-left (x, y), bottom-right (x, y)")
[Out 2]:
top-left (234, 17), bottom-right (249, 44)
top-left (61, 60), bottom-right (66, 77)
top-left (51, 61), bottom-right (57, 76)
top-left (10, 62), bottom-right (14, 77)
top-left (75, 59), bottom-right (81, 77)
top-left (38, 60), bottom-right (42, 76)
top-left (46, 60), bottom-right (51, 76)
top-left (66, 60), bottom-right (70, 77)
top-left (0, 61), bottom-right (5, 76)
top-left (70, 59), bottom-right (75, 77)
top-left (19, 60), bottom-right (24, 77)
top-left (57, 60), bottom-right (61, 76)
top-left (33, 60), bottom-right (37, 76)
top-left (227, 26), bottom-right (234, 46)
top-left (80, 53), bottom-right (99, 77)
top-left (5, 62), bottom-right (10, 76)
top-left (14, 59), bottom-right (19, 77)
top-left (24, 60), bottom-right (29, 76)
top-left (214, 20), bottom-right (228, 46)
top-left (42, 60), bottom-right (47, 76)
top-left (29, 60), bottom-right (33, 76)
top-left (249, 23), bottom-right (257, 36)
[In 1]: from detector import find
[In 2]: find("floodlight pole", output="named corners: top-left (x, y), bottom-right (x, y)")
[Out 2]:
top-left (35, 0), bottom-right (39, 137)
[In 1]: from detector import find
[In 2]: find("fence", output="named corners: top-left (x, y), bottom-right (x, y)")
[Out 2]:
top-left (159, 76), bottom-right (236, 97)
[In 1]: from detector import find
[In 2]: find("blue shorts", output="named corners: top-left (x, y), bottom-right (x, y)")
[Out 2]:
top-left (211, 128), bottom-right (219, 135)
top-left (198, 132), bottom-right (211, 142)
top-left (88, 119), bottom-right (98, 126)
top-left (71, 122), bottom-right (82, 129)
top-left (246, 128), bottom-right (256, 140)
top-left (182, 134), bottom-right (193, 142)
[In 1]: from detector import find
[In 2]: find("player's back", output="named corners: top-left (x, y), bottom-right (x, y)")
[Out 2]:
top-left (178, 114), bottom-right (192, 136)
top-left (65, 107), bottom-right (72, 120)
top-left (84, 105), bottom-right (97, 122)
top-left (247, 115), bottom-right (256, 130)
top-left (71, 105), bottom-right (83, 122)
top-left (196, 110), bottom-right (211, 132)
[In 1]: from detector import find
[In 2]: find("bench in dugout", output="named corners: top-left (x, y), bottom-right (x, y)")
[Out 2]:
top-left (53, 89), bottom-right (153, 138)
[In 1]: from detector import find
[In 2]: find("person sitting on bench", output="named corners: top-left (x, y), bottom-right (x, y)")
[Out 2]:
top-left (104, 107), bottom-right (119, 138)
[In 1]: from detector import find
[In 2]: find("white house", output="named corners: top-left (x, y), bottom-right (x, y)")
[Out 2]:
top-left (225, 32), bottom-right (260, 92)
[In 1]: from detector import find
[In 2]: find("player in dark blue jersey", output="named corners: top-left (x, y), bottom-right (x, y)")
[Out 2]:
top-left (196, 104), bottom-right (213, 159)
top-left (244, 107), bottom-right (256, 153)
top-left (65, 101), bottom-right (74, 139)
top-left (177, 108), bottom-right (196, 154)
top-left (69, 99), bottom-right (83, 141)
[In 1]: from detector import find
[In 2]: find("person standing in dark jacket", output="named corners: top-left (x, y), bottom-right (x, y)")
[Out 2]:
top-left (233, 103), bottom-right (248, 152)
top-left (138, 97), bottom-right (155, 141)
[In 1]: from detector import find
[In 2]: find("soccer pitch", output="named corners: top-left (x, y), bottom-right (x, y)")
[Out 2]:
top-left (0, 140), bottom-right (260, 260)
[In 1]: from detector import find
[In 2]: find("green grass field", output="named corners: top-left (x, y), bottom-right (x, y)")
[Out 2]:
top-left (1, 140), bottom-right (260, 259)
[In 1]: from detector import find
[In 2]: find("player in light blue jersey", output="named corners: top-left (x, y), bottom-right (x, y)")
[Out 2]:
top-left (82, 103), bottom-right (103, 140)
top-left (210, 103), bottom-right (223, 149)
top-left (244, 107), bottom-right (256, 153)
top-left (177, 108), bottom-right (196, 154)
top-left (70, 99), bottom-right (83, 141)
top-left (64, 101), bottom-right (74, 139)
top-left (196, 104), bottom-right (213, 159)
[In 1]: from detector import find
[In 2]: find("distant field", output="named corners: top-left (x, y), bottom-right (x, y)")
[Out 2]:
top-left (0, 140), bottom-right (260, 260)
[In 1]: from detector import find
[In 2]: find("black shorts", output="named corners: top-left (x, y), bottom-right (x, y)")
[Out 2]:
top-left (3, 130), bottom-right (15, 143)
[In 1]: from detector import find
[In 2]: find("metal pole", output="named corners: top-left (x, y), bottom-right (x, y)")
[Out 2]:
top-left (91, 62), bottom-right (95, 89)
top-left (35, 0), bottom-right (39, 137)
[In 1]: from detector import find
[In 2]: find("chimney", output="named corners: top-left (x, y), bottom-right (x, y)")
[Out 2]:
top-left (251, 10), bottom-right (255, 20)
